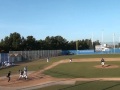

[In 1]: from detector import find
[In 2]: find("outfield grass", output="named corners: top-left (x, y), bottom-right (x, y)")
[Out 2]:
top-left (34, 81), bottom-right (120, 90)
top-left (44, 61), bottom-right (120, 78)
top-left (0, 54), bottom-right (120, 76)
top-left (1, 54), bottom-right (120, 89)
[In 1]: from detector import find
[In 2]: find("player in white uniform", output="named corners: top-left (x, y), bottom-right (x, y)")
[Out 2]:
top-left (101, 58), bottom-right (105, 67)
top-left (47, 57), bottom-right (49, 62)
top-left (19, 70), bottom-right (24, 80)
top-left (23, 70), bottom-right (27, 79)
top-left (69, 58), bottom-right (72, 62)
top-left (23, 66), bottom-right (28, 80)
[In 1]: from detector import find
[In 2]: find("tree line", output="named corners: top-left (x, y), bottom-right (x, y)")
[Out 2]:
top-left (0, 32), bottom-right (100, 53)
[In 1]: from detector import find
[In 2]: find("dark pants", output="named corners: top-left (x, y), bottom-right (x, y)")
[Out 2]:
top-left (7, 76), bottom-right (10, 82)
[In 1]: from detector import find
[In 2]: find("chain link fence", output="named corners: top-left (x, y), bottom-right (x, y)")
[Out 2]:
top-left (9, 50), bottom-right (62, 61)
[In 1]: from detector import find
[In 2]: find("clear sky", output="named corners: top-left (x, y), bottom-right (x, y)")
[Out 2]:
top-left (0, 0), bottom-right (120, 43)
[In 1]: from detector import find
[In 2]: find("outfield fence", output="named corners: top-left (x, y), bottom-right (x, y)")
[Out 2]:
top-left (9, 50), bottom-right (62, 61)
top-left (62, 48), bottom-right (120, 55)
top-left (1, 49), bottom-right (120, 64)
top-left (0, 53), bottom-right (8, 63)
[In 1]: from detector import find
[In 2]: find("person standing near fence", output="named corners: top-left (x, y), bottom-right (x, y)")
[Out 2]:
top-left (47, 57), bottom-right (49, 62)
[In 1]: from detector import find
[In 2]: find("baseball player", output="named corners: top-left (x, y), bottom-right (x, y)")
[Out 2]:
top-left (69, 58), bottom-right (72, 63)
top-left (23, 70), bottom-right (27, 80)
top-left (6, 71), bottom-right (11, 82)
top-left (19, 70), bottom-right (24, 80)
top-left (101, 58), bottom-right (105, 67)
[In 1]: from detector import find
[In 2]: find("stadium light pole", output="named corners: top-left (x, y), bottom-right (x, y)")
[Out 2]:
top-left (92, 32), bottom-right (93, 46)
top-left (91, 32), bottom-right (94, 50)
top-left (119, 37), bottom-right (120, 43)
top-left (101, 30), bottom-right (104, 53)
top-left (113, 33), bottom-right (115, 53)
top-left (119, 37), bottom-right (120, 48)
top-left (102, 30), bottom-right (104, 46)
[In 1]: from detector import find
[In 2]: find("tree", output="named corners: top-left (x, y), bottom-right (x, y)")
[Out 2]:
top-left (45, 36), bottom-right (68, 50)
top-left (9, 32), bottom-right (22, 50)
top-left (68, 41), bottom-right (76, 50)
top-left (0, 32), bottom-right (22, 52)
top-left (26, 36), bottom-right (36, 50)
top-left (0, 32), bottom-right (101, 52)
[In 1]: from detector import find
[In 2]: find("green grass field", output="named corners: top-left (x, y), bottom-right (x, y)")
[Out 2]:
top-left (1, 54), bottom-right (120, 76)
top-left (34, 81), bottom-right (120, 90)
top-left (1, 54), bottom-right (120, 90)
top-left (44, 61), bottom-right (120, 78)
top-left (0, 55), bottom-right (71, 76)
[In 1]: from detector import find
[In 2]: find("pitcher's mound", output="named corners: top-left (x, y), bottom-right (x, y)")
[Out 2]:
top-left (94, 64), bottom-right (119, 69)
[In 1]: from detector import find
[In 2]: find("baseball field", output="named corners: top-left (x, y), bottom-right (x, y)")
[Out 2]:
top-left (1, 54), bottom-right (120, 90)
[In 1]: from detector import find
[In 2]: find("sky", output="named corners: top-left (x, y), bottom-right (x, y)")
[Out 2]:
top-left (0, 0), bottom-right (120, 43)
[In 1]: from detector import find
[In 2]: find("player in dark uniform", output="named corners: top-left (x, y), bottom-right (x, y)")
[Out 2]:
top-left (7, 71), bottom-right (11, 82)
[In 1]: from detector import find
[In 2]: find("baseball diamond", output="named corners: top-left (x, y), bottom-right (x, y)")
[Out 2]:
top-left (1, 54), bottom-right (120, 90)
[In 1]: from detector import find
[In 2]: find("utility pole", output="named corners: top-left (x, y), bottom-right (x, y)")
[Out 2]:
top-left (119, 37), bottom-right (120, 48)
top-left (113, 33), bottom-right (115, 53)
top-left (102, 30), bottom-right (104, 46)
top-left (92, 32), bottom-right (93, 46)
